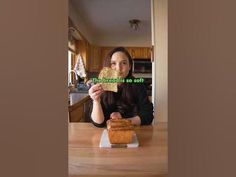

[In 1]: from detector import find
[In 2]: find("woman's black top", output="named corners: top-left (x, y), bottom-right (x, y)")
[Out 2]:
top-left (91, 83), bottom-right (154, 127)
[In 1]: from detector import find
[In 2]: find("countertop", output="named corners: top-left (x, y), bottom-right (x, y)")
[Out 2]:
top-left (68, 85), bottom-right (90, 106)
top-left (69, 92), bottom-right (89, 106)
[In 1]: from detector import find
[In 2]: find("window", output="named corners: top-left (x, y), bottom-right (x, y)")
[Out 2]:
top-left (68, 50), bottom-right (76, 86)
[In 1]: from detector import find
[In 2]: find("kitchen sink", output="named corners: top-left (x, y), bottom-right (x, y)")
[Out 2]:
top-left (70, 84), bottom-right (89, 93)
top-left (70, 89), bottom-right (88, 93)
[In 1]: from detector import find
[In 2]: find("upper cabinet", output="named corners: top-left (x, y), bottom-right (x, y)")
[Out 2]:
top-left (126, 47), bottom-right (151, 59)
top-left (88, 46), bottom-right (152, 72)
top-left (100, 47), bottom-right (152, 61)
top-left (101, 47), bottom-right (113, 62)
top-left (76, 39), bottom-right (90, 70)
top-left (89, 45), bottom-right (102, 72)
top-left (69, 18), bottom-right (91, 71)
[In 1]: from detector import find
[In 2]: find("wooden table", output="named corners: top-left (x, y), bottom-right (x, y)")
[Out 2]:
top-left (69, 123), bottom-right (167, 177)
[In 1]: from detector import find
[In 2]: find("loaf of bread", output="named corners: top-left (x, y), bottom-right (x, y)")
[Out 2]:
top-left (107, 119), bottom-right (134, 144)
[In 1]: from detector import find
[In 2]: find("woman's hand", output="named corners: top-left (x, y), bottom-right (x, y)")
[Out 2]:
top-left (88, 84), bottom-right (103, 102)
top-left (110, 112), bottom-right (122, 119)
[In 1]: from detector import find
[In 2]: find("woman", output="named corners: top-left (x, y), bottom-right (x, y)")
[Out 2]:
top-left (89, 47), bottom-right (153, 127)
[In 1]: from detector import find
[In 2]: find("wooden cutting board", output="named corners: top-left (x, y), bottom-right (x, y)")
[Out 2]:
top-left (99, 129), bottom-right (139, 148)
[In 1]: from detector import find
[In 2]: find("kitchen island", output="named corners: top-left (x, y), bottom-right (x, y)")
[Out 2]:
top-left (69, 122), bottom-right (167, 177)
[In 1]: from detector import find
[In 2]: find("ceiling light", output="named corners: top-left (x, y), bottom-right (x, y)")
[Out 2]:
top-left (129, 19), bottom-right (141, 31)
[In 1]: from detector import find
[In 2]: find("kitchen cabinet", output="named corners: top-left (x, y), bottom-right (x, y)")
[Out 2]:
top-left (68, 95), bottom-right (92, 122)
top-left (100, 47), bottom-right (151, 60)
top-left (69, 103), bottom-right (84, 122)
top-left (87, 46), bottom-right (151, 73)
top-left (89, 45), bottom-right (103, 72)
top-left (76, 39), bottom-right (90, 71)
top-left (101, 47), bottom-right (113, 63)
top-left (126, 47), bottom-right (151, 59)
top-left (89, 46), bottom-right (112, 72)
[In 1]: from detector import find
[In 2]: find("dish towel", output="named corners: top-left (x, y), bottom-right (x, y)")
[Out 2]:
top-left (74, 54), bottom-right (87, 78)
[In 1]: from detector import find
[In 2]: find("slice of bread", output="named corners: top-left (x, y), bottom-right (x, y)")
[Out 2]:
top-left (98, 67), bottom-right (120, 92)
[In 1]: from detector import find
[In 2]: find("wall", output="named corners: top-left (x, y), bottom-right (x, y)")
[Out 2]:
top-left (69, 1), bottom-right (151, 47)
top-left (94, 34), bottom-right (151, 47)
top-left (69, 1), bottom-right (94, 43)
top-left (169, 0), bottom-right (236, 176)
top-left (152, 0), bottom-right (168, 122)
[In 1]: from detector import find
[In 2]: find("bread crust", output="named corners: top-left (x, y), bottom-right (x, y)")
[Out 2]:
top-left (107, 119), bottom-right (133, 129)
top-left (107, 119), bottom-right (134, 144)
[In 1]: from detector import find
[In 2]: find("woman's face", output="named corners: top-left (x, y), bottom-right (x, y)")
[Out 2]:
top-left (110, 51), bottom-right (131, 78)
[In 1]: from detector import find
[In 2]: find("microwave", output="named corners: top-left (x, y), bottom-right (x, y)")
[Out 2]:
top-left (133, 59), bottom-right (152, 73)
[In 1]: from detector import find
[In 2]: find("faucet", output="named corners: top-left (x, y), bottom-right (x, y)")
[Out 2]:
top-left (68, 70), bottom-right (78, 87)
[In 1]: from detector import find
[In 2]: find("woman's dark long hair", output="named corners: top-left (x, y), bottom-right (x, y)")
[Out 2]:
top-left (101, 47), bottom-right (137, 116)
top-left (103, 47), bottom-right (133, 77)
